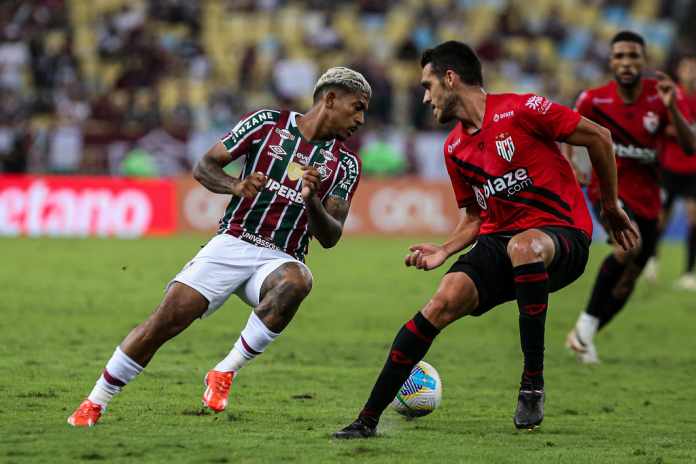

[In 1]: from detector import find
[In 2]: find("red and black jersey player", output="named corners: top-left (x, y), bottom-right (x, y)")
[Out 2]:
top-left (565, 31), bottom-right (696, 364)
top-left (333, 41), bottom-right (638, 438)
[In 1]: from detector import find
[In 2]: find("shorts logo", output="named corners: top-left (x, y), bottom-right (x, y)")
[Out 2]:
top-left (275, 128), bottom-right (296, 141)
top-left (473, 168), bottom-right (533, 210)
top-left (643, 111), bottom-right (659, 134)
top-left (495, 133), bottom-right (515, 162)
top-left (268, 144), bottom-right (286, 160)
top-left (448, 137), bottom-right (461, 154)
top-left (493, 110), bottom-right (514, 122)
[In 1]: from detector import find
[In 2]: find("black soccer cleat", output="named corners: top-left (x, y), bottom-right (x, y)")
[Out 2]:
top-left (514, 389), bottom-right (545, 430)
top-left (332, 418), bottom-right (377, 439)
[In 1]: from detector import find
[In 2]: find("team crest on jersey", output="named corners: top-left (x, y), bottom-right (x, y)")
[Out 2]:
top-left (316, 163), bottom-right (333, 181)
top-left (643, 111), bottom-right (659, 134)
top-left (495, 133), bottom-right (515, 162)
top-left (268, 144), bottom-right (287, 160)
top-left (275, 128), bottom-right (296, 141)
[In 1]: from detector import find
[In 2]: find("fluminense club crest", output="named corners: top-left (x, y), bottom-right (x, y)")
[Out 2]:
top-left (495, 132), bottom-right (515, 162)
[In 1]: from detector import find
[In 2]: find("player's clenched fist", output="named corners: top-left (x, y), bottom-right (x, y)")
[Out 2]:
top-left (232, 172), bottom-right (267, 198)
top-left (655, 70), bottom-right (676, 107)
top-left (301, 166), bottom-right (321, 200)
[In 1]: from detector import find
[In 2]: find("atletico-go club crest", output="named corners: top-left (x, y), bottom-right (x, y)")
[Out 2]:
top-left (495, 133), bottom-right (515, 162)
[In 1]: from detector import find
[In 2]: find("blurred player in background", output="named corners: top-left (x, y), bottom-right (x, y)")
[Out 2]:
top-left (566, 32), bottom-right (696, 364)
top-left (334, 41), bottom-right (636, 438)
top-left (67, 67), bottom-right (370, 427)
top-left (646, 55), bottom-right (696, 289)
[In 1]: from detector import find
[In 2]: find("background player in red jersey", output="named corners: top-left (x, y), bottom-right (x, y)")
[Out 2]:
top-left (67, 67), bottom-right (371, 427)
top-left (648, 54), bottom-right (696, 290)
top-left (333, 41), bottom-right (637, 438)
top-left (565, 32), bottom-right (696, 364)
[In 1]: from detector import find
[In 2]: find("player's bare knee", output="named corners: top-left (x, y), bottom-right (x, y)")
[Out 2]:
top-left (507, 237), bottom-right (546, 266)
top-left (277, 264), bottom-right (313, 304)
top-left (422, 294), bottom-right (468, 328)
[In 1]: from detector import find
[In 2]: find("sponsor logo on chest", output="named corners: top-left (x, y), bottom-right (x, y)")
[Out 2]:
top-left (472, 168), bottom-right (533, 210)
top-left (448, 138), bottom-right (462, 154)
top-left (495, 132), bottom-right (515, 162)
top-left (268, 144), bottom-right (287, 160)
top-left (275, 128), bottom-right (296, 141)
top-left (493, 110), bottom-right (514, 122)
top-left (265, 178), bottom-right (304, 205)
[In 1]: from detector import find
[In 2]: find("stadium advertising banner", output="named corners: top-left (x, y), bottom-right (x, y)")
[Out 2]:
top-left (177, 177), bottom-right (459, 235)
top-left (0, 175), bottom-right (177, 237)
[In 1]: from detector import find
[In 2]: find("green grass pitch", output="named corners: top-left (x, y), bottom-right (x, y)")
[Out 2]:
top-left (1, 236), bottom-right (695, 463)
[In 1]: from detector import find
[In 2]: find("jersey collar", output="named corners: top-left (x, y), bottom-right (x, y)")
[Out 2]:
top-left (288, 111), bottom-right (334, 148)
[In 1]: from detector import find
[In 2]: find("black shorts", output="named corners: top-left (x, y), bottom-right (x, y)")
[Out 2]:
top-left (591, 201), bottom-right (658, 268)
top-left (446, 227), bottom-right (591, 316)
top-left (661, 170), bottom-right (696, 199)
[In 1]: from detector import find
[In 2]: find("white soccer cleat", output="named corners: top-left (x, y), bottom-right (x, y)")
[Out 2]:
top-left (674, 273), bottom-right (696, 291)
top-left (565, 329), bottom-right (600, 364)
top-left (642, 257), bottom-right (658, 283)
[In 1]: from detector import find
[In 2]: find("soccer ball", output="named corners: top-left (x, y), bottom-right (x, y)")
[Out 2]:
top-left (390, 361), bottom-right (442, 417)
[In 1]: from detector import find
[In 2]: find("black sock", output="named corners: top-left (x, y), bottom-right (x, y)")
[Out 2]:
top-left (687, 225), bottom-right (696, 273)
top-left (585, 254), bottom-right (625, 320)
top-left (359, 312), bottom-right (440, 427)
top-left (513, 262), bottom-right (549, 390)
top-left (597, 261), bottom-right (640, 330)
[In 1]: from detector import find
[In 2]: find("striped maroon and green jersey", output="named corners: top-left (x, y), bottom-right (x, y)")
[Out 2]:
top-left (217, 109), bottom-right (361, 261)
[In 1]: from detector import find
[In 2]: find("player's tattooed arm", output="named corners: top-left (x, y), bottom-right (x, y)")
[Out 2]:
top-left (299, 165), bottom-right (349, 248)
top-left (193, 142), bottom-right (267, 197)
top-left (406, 205), bottom-right (482, 271)
top-left (305, 195), bottom-right (350, 248)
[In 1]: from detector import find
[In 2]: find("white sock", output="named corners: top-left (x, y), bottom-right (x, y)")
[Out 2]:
top-left (88, 347), bottom-right (144, 409)
top-left (576, 312), bottom-right (599, 344)
top-left (214, 312), bottom-right (280, 372)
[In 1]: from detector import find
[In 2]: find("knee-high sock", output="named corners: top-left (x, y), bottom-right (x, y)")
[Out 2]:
top-left (687, 225), bottom-right (696, 274)
top-left (214, 311), bottom-right (280, 373)
top-left (597, 260), bottom-right (642, 331)
top-left (513, 262), bottom-right (549, 390)
top-left (359, 312), bottom-right (440, 426)
top-left (88, 347), bottom-right (144, 409)
top-left (585, 254), bottom-right (625, 321)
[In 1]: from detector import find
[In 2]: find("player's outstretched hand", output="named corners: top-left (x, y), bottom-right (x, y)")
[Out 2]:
top-left (601, 203), bottom-right (640, 251)
top-left (233, 172), bottom-right (267, 198)
top-left (405, 243), bottom-right (448, 271)
top-left (301, 166), bottom-right (321, 200)
top-left (655, 70), bottom-right (676, 108)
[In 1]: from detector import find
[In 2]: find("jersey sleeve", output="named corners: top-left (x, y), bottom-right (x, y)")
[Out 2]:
top-left (574, 90), bottom-right (593, 117)
top-left (220, 109), bottom-right (279, 160)
top-left (444, 151), bottom-right (476, 209)
top-left (327, 149), bottom-right (362, 202)
top-left (517, 94), bottom-right (582, 141)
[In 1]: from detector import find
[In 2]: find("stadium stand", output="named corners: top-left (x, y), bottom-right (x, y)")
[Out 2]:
top-left (0, 0), bottom-right (693, 176)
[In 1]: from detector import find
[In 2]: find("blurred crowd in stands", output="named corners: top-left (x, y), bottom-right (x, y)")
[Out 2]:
top-left (1, 0), bottom-right (694, 177)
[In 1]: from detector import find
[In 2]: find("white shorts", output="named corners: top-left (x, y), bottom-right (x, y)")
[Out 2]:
top-left (168, 234), bottom-right (312, 318)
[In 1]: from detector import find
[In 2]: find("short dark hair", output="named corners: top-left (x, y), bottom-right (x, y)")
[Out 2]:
top-left (611, 30), bottom-right (646, 49)
top-left (420, 41), bottom-right (483, 86)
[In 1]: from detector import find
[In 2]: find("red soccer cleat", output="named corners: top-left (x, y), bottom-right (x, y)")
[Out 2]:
top-left (202, 370), bottom-right (235, 413)
top-left (67, 399), bottom-right (103, 427)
